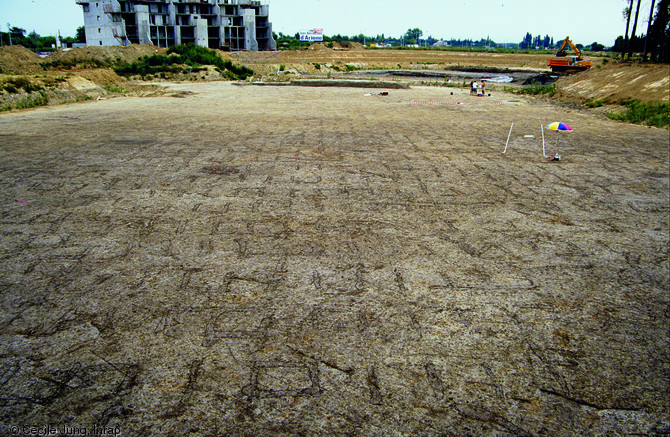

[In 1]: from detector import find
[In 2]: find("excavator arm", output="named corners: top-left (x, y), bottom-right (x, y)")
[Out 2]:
top-left (556, 36), bottom-right (581, 57)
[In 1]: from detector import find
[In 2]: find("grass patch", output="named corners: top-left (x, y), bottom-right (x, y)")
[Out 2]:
top-left (42, 57), bottom-right (116, 70)
top-left (104, 84), bottom-right (126, 93)
top-left (42, 76), bottom-right (68, 88)
top-left (16, 90), bottom-right (49, 109)
top-left (2, 77), bottom-right (44, 94)
top-left (585, 98), bottom-right (607, 108)
top-left (505, 83), bottom-right (556, 97)
top-left (1, 90), bottom-right (49, 112)
top-left (607, 99), bottom-right (669, 128)
top-left (114, 45), bottom-right (253, 80)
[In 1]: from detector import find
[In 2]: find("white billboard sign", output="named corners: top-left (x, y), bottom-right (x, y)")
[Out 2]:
top-left (300, 28), bottom-right (324, 42)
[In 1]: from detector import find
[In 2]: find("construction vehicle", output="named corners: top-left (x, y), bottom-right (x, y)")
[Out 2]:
top-left (547, 37), bottom-right (593, 74)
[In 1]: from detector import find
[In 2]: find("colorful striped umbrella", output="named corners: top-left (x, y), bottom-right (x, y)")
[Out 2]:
top-left (546, 122), bottom-right (573, 131)
top-left (542, 122), bottom-right (573, 160)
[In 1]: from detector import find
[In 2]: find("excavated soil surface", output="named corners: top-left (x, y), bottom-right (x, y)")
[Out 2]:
top-left (45, 44), bottom-right (165, 66)
top-left (0, 46), bottom-right (44, 75)
top-left (556, 62), bottom-right (670, 104)
top-left (0, 82), bottom-right (668, 435)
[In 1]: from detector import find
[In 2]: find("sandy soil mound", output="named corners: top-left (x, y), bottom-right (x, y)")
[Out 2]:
top-left (46, 44), bottom-right (165, 66)
top-left (75, 68), bottom-right (125, 87)
top-left (0, 45), bottom-right (43, 74)
top-left (308, 43), bottom-right (333, 51)
top-left (341, 41), bottom-right (365, 50)
top-left (306, 41), bottom-right (365, 51)
top-left (556, 62), bottom-right (669, 104)
top-left (65, 76), bottom-right (106, 95)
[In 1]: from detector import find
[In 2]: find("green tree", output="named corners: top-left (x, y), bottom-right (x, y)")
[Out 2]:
top-left (10, 26), bottom-right (26, 44)
top-left (643, 0), bottom-right (657, 59)
top-left (590, 42), bottom-right (605, 51)
top-left (622, 0), bottom-right (634, 58)
top-left (628, 0), bottom-right (643, 58)
top-left (647, 0), bottom-right (669, 62)
top-left (75, 26), bottom-right (86, 43)
top-left (404, 28), bottom-right (423, 45)
top-left (519, 32), bottom-right (533, 49)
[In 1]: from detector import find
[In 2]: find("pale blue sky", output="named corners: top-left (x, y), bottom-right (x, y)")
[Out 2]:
top-left (0, 0), bottom-right (656, 46)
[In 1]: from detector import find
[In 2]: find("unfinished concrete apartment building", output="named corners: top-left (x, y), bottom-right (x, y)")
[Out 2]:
top-left (76, 0), bottom-right (276, 51)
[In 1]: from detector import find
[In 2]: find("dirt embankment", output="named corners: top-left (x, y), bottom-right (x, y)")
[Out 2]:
top-left (555, 62), bottom-right (669, 104)
top-left (45, 44), bottom-right (166, 67)
top-left (0, 45), bottom-right (44, 75)
top-left (0, 45), bottom-right (172, 109)
top-left (0, 44), bottom-right (163, 74)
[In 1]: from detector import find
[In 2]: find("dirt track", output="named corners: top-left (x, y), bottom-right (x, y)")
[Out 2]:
top-left (0, 82), bottom-right (668, 435)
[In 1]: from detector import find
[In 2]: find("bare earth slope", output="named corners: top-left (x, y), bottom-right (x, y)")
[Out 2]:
top-left (0, 45), bottom-right (43, 74)
top-left (45, 43), bottom-right (165, 65)
top-left (556, 62), bottom-right (670, 104)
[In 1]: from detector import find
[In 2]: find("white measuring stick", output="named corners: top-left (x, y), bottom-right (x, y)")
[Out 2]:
top-left (541, 124), bottom-right (546, 157)
top-left (502, 122), bottom-right (513, 155)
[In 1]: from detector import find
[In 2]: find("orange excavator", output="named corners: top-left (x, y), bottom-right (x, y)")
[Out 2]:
top-left (548, 37), bottom-right (592, 74)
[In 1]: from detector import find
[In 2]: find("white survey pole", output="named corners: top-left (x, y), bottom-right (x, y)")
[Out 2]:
top-left (502, 122), bottom-right (513, 155)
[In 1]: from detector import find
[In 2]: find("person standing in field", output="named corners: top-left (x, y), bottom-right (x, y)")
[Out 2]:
top-left (471, 80), bottom-right (477, 95)
top-left (481, 80), bottom-right (486, 96)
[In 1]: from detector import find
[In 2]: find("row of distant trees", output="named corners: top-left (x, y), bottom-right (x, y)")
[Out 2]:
top-left (0, 26), bottom-right (85, 50)
top-left (274, 30), bottom-right (607, 52)
top-left (517, 33), bottom-right (608, 51)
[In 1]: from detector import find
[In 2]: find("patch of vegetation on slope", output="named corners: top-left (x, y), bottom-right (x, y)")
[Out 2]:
top-left (114, 45), bottom-right (254, 80)
top-left (607, 99), bottom-right (669, 128)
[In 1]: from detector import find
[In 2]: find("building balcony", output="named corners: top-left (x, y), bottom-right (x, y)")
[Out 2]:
top-left (102, 3), bottom-right (121, 13)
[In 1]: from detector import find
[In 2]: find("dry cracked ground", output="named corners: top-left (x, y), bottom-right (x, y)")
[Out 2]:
top-left (0, 82), bottom-right (668, 436)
